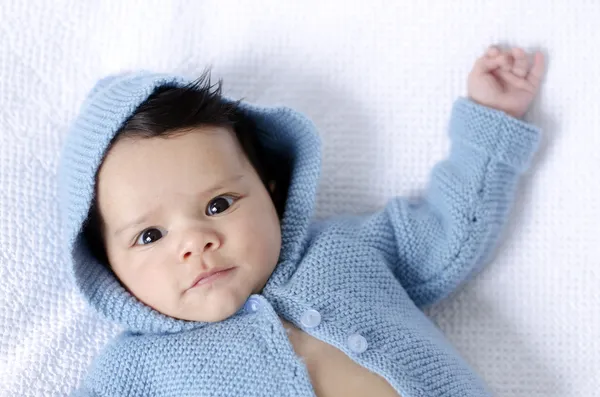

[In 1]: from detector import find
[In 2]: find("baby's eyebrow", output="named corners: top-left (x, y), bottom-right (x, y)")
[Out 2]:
top-left (114, 213), bottom-right (154, 237)
top-left (113, 174), bottom-right (245, 237)
top-left (197, 174), bottom-right (245, 199)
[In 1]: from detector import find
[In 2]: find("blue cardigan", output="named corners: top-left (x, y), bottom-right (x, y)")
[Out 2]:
top-left (58, 72), bottom-right (540, 396)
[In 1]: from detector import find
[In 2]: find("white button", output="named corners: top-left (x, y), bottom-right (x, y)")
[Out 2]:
top-left (347, 333), bottom-right (368, 353)
top-left (244, 296), bottom-right (261, 313)
top-left (300, 309), bottom-right (321, 329)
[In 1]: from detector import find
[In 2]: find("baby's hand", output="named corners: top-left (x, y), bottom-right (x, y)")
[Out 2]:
top-left (468, 46), bottom-right (545, 119)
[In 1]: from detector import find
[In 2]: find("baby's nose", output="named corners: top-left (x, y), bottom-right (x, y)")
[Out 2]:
top-left (179, 228), bottom-right (221, 261)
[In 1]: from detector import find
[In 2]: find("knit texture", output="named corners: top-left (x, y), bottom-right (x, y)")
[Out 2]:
top-left (58, 72), bottom-right (540, 396)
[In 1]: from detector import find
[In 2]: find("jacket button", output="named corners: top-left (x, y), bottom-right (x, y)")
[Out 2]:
top-left (300, 309), bottom-right (322, 329)
top-left (244, 296), bottom-right (261, 313)
top-left (347, 333), bottom-right (368, 353)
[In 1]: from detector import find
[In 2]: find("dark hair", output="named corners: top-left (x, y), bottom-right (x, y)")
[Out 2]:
top-left (83, 71), bottom-right (290, 265)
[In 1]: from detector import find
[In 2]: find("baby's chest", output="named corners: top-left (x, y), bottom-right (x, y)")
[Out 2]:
top-left (281, 319), bottom-right (401, 397)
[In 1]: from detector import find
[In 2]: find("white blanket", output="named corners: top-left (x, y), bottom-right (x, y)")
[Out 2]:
top-left (1, 1), bottom-right (598, 396)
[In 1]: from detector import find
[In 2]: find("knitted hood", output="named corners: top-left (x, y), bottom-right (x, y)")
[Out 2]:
top-left (58, 72), bottom-right (321, 334)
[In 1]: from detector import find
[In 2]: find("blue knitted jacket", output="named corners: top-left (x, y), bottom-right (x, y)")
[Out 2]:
top-left (58, 72), bottom-right (540, 397)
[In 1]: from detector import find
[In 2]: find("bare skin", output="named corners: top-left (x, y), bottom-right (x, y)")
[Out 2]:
top-left (281, 319), bottom-right (400, 397)
top-left (468, 45), bottom-right (545, 119)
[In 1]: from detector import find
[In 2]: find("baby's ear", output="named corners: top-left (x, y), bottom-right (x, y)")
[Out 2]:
top-left (268, 180), bottom-right (276, 193)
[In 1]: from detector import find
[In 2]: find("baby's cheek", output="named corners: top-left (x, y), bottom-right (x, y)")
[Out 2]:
top-left (125, 252), bottom-right (171, 300)
top-left (238, 216), bottom-right (276, 265)
top-left (254, 218), bottom-right (281, 269)
top-left (235, 221), bottom-right (262, 262)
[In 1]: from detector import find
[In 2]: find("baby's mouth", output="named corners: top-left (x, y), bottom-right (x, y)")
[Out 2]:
top-left (188, 267), bottom-right (236, 290)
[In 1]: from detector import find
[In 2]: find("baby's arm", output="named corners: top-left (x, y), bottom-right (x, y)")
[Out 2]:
top-left (363, 46), bottom-right (545, 308)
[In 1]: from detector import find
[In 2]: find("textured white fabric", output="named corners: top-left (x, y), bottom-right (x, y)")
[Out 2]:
top-left (0, 1), bottom-right (598, 396)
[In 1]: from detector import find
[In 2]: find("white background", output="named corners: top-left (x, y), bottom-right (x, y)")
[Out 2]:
top-left (1, 1), bottom-right (598, 396)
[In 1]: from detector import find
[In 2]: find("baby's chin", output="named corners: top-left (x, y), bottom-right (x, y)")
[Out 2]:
top-left (174, 286), bottom-right (250, 323)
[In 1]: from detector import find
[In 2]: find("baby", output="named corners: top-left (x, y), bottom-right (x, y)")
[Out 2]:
top-left (58, 45), bottom-right (545, 397)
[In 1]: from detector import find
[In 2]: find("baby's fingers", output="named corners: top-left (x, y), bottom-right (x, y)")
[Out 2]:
top-left (498, 69), bottom-right (536, 94)
top-left (476, 51), bottom-right (513, 73)
top-left (511, 47), bottom-right (529, 77)
top-left (501, 51), bottom-right (544, 94)
top-left (527, 51), bottom-right (545, 88)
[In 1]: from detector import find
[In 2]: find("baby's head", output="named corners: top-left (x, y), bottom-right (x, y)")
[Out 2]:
top-left (82, 74), bottom-right (289, 323)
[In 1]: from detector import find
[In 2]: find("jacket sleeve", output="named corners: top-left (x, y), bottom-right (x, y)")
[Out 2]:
top-left (363, 97), bottom-right (541, 308)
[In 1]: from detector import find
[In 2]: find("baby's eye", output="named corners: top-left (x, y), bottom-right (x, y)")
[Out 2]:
top-left (135, 227), bottom-right (167, 246)
top-left (206, 195), bottom-right (237, 216)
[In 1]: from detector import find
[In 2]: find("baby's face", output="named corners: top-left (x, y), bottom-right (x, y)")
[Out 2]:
top-left (96, 126), bottom-right (282, 322)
